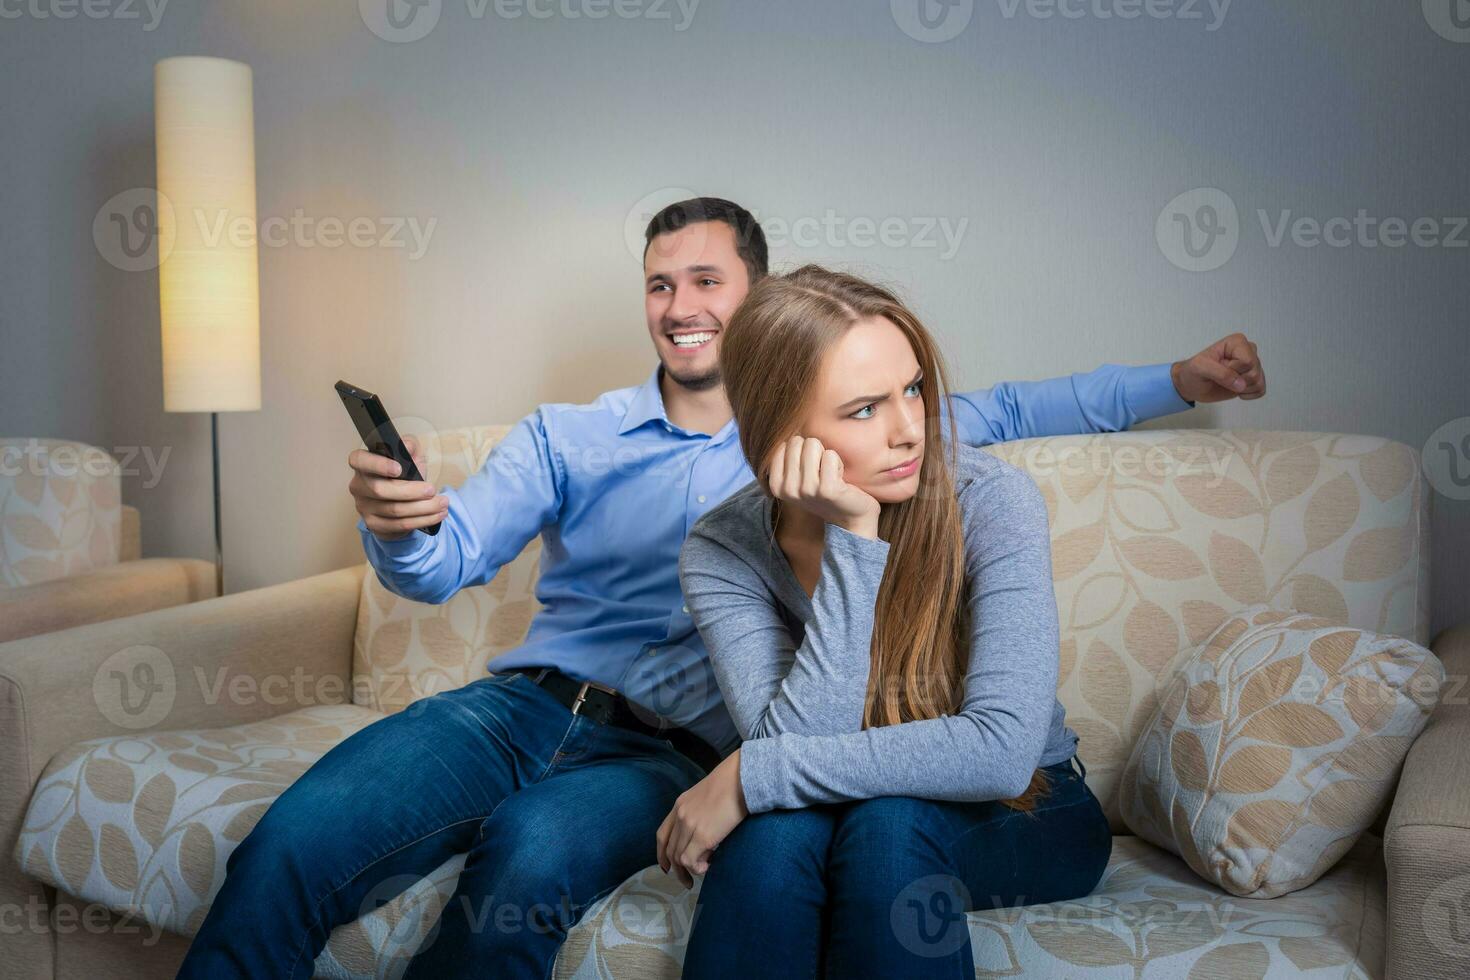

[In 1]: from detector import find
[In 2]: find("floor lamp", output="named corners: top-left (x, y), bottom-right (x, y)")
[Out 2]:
top-left (155, 56), bottom-right (261, 597)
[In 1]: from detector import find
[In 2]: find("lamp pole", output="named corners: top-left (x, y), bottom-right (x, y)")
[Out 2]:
top-left (211, 411), bottom-right (223, 597)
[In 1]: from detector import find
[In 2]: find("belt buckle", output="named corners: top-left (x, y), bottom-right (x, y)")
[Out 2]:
top-left (570, 678), bottom-right (618, 717)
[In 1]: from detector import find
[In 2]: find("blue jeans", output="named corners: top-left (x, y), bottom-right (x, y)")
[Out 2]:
top-left (175, 671), bottom-right (707, 979)
top-left (681, 755), bottom-right (1112, 980)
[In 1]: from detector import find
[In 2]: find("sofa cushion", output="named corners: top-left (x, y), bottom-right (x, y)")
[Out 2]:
top-left (13, 703), bottom-right (623, 978)
top-left (1118, 605), bottom-right (1442, 898)
top-left (549, 833), bottom-right (1387, 979)
top-left (981, 430), bottom-right (1429, 833)
top-left (0, 437), bottom-right (123, 587)
top-left (217, 832), bottom-right (1398, 979)
top-left (352, 424), bottom-right (543, 714)
top-left (14, 705), bottom-right (383, 941)
top-left (13, 646), bottom-right (1390, 979)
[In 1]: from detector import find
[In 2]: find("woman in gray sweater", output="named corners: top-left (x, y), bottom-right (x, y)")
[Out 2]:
top-left (655, 265), bottom-right (1112, 978)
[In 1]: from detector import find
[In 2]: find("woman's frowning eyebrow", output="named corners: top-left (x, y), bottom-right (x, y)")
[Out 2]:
top-left (835, 368), bottom-right (924, 412)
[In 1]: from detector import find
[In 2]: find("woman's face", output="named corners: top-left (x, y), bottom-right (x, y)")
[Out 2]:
top-left (796, 315), bottom-right (927, 505)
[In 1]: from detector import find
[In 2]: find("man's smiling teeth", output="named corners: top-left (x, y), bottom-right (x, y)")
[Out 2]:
top-left (671, 332), bottom-right (714, 347)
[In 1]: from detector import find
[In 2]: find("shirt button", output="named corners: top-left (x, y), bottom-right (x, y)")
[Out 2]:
top-left (681, 604), bottom-right (689, 614)
top-left (696, 495), bottom-right (706, 503)
top-left (648, 648), bottom-right (658, 657)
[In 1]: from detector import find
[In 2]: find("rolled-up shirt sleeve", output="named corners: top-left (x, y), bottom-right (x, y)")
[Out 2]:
top-left (358, 408), bottom-right (564, 605)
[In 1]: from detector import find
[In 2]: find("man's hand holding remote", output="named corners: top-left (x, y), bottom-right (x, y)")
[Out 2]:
top-left (347, 433), bottom-right (448, 541)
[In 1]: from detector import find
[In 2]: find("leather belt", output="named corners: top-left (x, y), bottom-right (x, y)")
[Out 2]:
top-left (501, 667), bottom-right (723, 776)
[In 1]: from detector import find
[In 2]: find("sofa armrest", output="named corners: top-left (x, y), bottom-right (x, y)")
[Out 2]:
top-left (0, 557), bottom-right (217, 644)
top-left (1384, 623), bottom-right (1470, 980)
top-left (0, 563), bottom-right (364, 800)
top-left (120, 503), bottom-right (141, 561)
top-left (0, 563), bottom-right (364, 976)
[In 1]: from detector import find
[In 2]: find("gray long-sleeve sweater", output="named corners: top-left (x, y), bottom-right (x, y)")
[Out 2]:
top-left (677, 442), bottom-right (1078, 814)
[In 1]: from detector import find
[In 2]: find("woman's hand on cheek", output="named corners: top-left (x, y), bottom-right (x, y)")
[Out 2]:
top-left (765, 435), bottom-right (881, 538)
top-left (655, 748), bottom-right (749, 890)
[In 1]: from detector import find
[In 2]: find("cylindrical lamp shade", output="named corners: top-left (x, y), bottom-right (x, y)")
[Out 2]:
top-left (155, 56), bottom-right (261, 413)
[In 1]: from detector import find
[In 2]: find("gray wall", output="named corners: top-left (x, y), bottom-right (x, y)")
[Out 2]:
top-left (2, 0), bottom-right (1466, 636)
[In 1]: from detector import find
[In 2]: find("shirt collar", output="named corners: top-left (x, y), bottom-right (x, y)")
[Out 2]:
top-left (617, 364), bottom-right (740, 444)
top-left (617, 364), bottom-right (672, 435)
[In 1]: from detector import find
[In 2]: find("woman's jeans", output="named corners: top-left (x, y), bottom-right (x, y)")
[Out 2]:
top-left (174, 670), bottom-right (707, 980)
top-left (681, 755), bottom-right (1112, 980)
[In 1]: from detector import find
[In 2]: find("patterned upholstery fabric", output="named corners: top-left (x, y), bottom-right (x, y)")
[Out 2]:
top-left (14, 707), bottom-right (384, 944)
top-left (552, 833), bottom-right (1387, 979)
top-left (981, 430), bottom-right (1428, 832)
top-left (352, 424), bottom-right (545, 715)
top-left (1118, 605), bottom-right (1442, 898)
top-left (15, 713), bottom-right (1390, 979)
top-left (0, 438), bottom-right (122, 587)
top-left (14, 427), bottom-right (1429, 977)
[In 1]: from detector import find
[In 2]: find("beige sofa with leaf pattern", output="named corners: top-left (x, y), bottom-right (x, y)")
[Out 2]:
top-left (2, 426), bottom-right (1466, 979)
top-left (0, 438), bottom-right (216, 644)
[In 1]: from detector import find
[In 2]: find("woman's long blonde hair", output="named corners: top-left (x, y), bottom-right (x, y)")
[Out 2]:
top-left (720, 264), bottom-right (1051, 813)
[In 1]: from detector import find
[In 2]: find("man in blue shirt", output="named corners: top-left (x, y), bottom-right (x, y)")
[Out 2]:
top-left (178, 198), bottom-right (1265, 979)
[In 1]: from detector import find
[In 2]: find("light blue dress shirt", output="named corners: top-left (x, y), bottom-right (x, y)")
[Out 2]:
top-left (357, 362), bottom-right (1192, 755)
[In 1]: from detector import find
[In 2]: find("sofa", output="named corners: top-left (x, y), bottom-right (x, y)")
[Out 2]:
top-left (3, 426), bottom-right (1466, 979)
top-left (0, 438), bottom-right (216, 644)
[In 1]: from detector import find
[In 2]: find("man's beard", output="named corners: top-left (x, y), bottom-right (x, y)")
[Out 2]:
top-left (662, 359), bottom-right (722, 392)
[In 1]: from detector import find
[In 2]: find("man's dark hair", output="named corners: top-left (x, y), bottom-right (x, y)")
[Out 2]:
top-left (643, 197), bottom-right (769, 282)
